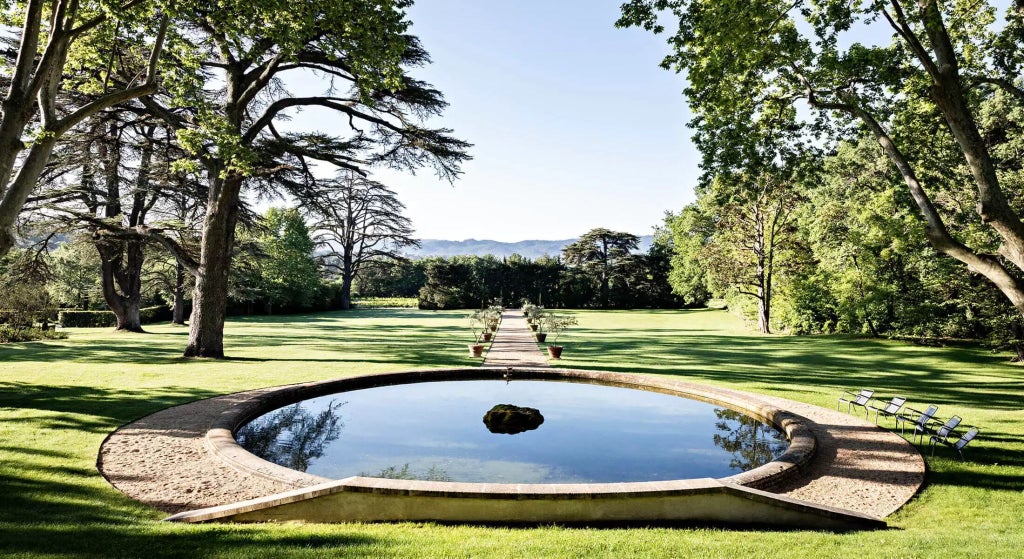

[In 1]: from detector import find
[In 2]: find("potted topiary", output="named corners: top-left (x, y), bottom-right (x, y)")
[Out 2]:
top-left (485, 305), bottom-right (503, 332)
top-left (533, 313), bottom-right (548, 342)
top-left (527, 305), bottom-right (545, 331)
top-left (468, 311), bottom-right (487, 357)
top-left (542, 313), bottom-right (578, 359)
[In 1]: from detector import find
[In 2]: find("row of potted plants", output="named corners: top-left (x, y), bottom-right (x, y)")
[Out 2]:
top-left (521, 302), bottom-right (578, 359)
top-left (467, 306), bottom-right (503, 357)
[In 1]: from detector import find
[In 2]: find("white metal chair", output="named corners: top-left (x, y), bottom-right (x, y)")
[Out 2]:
top-left (838, 389), bottom-right (874, 417)
top-left (867, 396), bottom-right (907, 425)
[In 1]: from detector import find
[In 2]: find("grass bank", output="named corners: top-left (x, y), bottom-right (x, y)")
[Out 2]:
top-left (1, 308), bottom-right (1022, 558)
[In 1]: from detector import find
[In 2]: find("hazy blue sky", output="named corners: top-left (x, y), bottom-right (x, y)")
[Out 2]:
top-left (371, 1), bottom-right (695, 241)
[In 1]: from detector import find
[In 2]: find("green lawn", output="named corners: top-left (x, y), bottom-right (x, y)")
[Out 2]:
top-left (1, 308), bottom-right (1022, 558)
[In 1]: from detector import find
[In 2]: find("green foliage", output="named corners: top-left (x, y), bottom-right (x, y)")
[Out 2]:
top-left (0, 325), bottom-right (67, 343)
top-left (256, 207), bottom-right (322, 311)
top-left (666, 208), bottom-right (712, 305)
top-left (46, 237), bottom-right (103, 309)
top-left (412, 248), bottom-right (678, 311)
top-left (562, 228), bottom-right (640, 308)
top-left (0, 252), bottom-right (55, 329)
top-left (541, 313), bottom-right (578, 344)
top-left (620, 0), bottom-right (1024, 343)
top-left (354, 260), bottom-right (426, 298)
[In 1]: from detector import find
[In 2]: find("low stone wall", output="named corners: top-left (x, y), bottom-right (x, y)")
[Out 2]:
top-left (175, 368), bottom-right (885, 529)
top-left (165, 476), bottom-right (884, 530)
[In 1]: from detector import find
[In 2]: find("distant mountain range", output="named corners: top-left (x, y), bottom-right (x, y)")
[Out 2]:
top-left (406, 236), bottom-right (654, 259)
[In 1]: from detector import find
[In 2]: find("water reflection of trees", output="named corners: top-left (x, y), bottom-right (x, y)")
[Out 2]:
top-left (713, 408), bottom-right (788, 472)
top-left (236, 401), bottom-right (344, 472)
top-left (361, 463), bottom-right (452, 482)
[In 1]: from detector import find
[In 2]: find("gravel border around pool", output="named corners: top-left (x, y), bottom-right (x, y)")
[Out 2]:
top-left (98, 369), bottom-right (924, 519)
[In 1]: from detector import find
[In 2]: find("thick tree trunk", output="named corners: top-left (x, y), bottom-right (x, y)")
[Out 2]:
top-left (172, 260), bottom-right (187, 325)
top-left (1012, 321), bottom-right (1024, 363)
top-left (756, 268), bottom-right (771, 334)
top-left (340, 276), bottom-right (353, 310)
top-left (185, 173), bottom-right (243, 358)
top-left (340, 251), bottom-right (354, 310)
top-left (96, 238), bottom-right (145, 332)
top-left (0, 137), bottom-right (58, 254)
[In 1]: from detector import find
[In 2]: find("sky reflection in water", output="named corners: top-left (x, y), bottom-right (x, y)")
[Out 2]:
top-left (236, 380), bottom-right (788, 483)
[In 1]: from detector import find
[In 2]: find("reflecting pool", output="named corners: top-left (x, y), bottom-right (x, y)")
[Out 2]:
top-left (236, 380), bottom-right (788, 483)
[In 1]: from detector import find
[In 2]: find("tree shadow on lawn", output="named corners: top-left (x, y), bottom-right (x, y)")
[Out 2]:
top-left (0, 337), bottom-right (191, 365)
top-left (0, 383), bottom-right (221, 425)
top-left (2, 324), bottom-right (469, 367)
top-left (0, 468), bottom-right (380, 559)
top-left (561, 330), bottom-right (1024, 411)
top-left (924, 457), bottom-right (1024, 490)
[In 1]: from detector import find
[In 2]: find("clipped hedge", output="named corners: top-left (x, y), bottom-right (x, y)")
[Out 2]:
top-left (58, 305), bottom-right (172, 328)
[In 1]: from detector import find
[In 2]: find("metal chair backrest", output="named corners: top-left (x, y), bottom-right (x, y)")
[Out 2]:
top-left (915, 405), bottom-right (939, 427)
top-left (885, 397), bottom-right (907, 414)
top-left (936, 415), bottom-right (963, 438)
top-left (855, 389), bottom-right (875, 405)
top-left (954, 427), bottom-right (979, 451)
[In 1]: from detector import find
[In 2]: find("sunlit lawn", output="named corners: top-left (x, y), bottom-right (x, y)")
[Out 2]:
top-left (1, 308), bottom-right (1022, 558)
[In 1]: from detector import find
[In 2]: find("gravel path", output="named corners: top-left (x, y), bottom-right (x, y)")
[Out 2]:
top-left (98, 316), bottom-right (924, 518)
top-left (482, 311), bottom-right (550, 368)
top-left (759, 397), bottom-right (923, 517)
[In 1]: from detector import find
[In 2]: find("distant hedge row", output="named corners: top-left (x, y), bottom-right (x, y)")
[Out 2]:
top-left (58, 306), bottom-right (173, 328)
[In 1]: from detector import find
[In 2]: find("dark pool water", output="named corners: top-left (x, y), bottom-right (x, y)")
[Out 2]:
top-left (236, 380), bottom-right (788, 484)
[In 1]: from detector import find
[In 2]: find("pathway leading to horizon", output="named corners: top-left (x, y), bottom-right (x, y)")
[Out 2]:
top-left (481, 310), bottom-right (550, 368)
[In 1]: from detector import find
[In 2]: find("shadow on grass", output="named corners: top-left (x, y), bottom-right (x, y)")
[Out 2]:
top-left (924, 460), bottom-right (1024, 491)
top-left (560, 329), bottom-right (1024, 411)
top-left (0, 383), bottom-right (221, 425)
top-left (0, 466), bottom-right (380, 558)
top-left (0, 436), bottom-right (385, 558)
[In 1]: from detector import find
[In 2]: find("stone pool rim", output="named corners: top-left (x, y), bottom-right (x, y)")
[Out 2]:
top-left (206, 367), bottom-right (817, 492)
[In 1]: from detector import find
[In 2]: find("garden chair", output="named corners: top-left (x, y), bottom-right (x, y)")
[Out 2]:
top-left (837, 389), bottom-right (874, 417)
top-left (921, 414), bottom-right (962, 445)
top-left (895, 404), bottom-right (939, 438)
top-left (866, 396), bottom-right (907, 425)
top-left (930, 426), bottom-right (980, 460)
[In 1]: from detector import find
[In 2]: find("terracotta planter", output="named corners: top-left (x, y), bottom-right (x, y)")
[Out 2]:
top-left (529, 324), bottom-right (538, 332)
top-left (489, 324), bottom-right (498, 332)
top-left (468, 344), bottom-right (485, 358)
top-left (547, 345), bottom-right (563, 359)
top-left (482, 332), bottom-right (493, 342)
top-left (534, 332), bottom-right (547, 343)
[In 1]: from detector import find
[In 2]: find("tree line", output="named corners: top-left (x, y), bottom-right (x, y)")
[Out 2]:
top-left (358, 228), bottom-right (681, 310)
